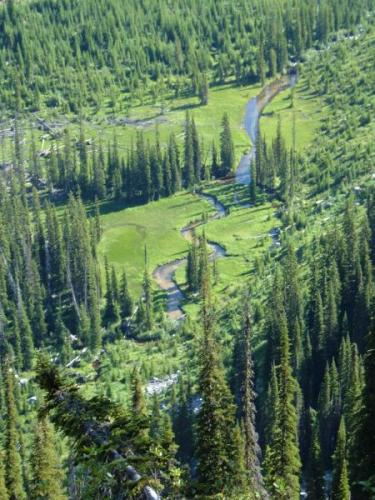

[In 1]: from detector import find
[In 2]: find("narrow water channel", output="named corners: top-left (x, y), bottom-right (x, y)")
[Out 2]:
top-left (153, 74), bottom-right (296, 320)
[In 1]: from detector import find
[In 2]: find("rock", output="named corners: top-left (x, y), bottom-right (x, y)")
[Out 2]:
top-left (125, 465), bottom-right (141, 483)
top-left (146, 372), bottom-right (179, 396)
top-left (143, 486), bottom-right (161, 500)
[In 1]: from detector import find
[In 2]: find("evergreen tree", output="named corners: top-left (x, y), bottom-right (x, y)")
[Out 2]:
top-left (0, 451), bottom-right (9, 500)
top-left (264, 363), bottom-right (279, 448)
top-left (18, 302), bottom-right (34, 370)
top-left (163, 151), bottom-right (172, 197)
top-left (250, 160), bottom-right (257, 204)
top-left (198, 73), bottom-right (209, 105)
top-left (173, 378), bottom-right (194, 466)
top-left (186, 233), bottom-right (199, 293)
top-left (237, 302), bottom-right (266, 494)
top-left (169, 133), bottom-right (181, 193)
top-left (265, 307), bottom-right (301, 499)
top-left (103, 257), bottom-right (119, 325)
top-left (35, 356), bottom-right (160, 499)
top-left (3, 362), bottom-right (25, 500)
top-left (306, 408), bottom-right (324, 500)
top-left (29, 418), bottom-right (66, 500)
top-left (211, 142), bottom-right (219, 179)
top-left (119, 270), bottom-right (133, 319)
top-left (92, 147), bottom-right (107, 199)
top-left (183, 112), bottom-right (194, 187)
top-left (150, 131), bottom-right (163, 201)
top-left (191, 119), bottom-right (202, 183)
top-left (332, 418), bottom-right (350, 500)
top-left (220, 113), bottom-right (235, 177)
top-left (196, 247), bottom-right (238, 495)
top-left (257, 40), bottom-right (266, 86)
top-left (352, 318), bottom-right (375, 498)
top-left (131, 367), bottom-right (147, 417)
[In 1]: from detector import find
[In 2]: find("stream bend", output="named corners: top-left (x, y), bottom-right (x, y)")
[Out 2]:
top-left (153, 75), bottom-right (296, 320)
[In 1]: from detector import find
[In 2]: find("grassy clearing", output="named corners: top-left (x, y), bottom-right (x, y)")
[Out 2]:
top-left (175, 200), bottom-right (280, 318)
top-left (98, 192), bottom-right (214, 295)
top-left (259, 76), bottom-right (323, 151)
top-left (98, 81), bottom-right (261, 158)
top-left (83, 81), bottom-right (261, 163)
top-left (97, 75), bottom-right (317, 312)
top-left (3, 81), bottom-right (261, 166)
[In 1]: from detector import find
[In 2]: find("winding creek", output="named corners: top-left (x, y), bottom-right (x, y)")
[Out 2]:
top-left (153, 74), bottom-right (296, 320)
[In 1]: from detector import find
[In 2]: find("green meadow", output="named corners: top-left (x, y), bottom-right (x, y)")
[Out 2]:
top-left (82, 81), bottom-right (262, 162)
top-left (260, 76), bottom-right (323, 151)
top-left (97, 75), bottom-right (322, 305)
top-left (97, 192), bottom-right (214, 295)
top-left (1, 81), bottom-right (261, 166)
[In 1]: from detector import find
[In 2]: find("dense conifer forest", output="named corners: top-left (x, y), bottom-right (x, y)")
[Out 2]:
top-left (0, 0), bottom-right (374, 499)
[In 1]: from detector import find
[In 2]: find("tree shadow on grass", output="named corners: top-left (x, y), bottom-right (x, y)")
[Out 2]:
top-left (170, 102), bottom-right (200, 113)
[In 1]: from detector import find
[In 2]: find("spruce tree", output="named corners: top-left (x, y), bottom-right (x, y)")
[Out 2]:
top-left (250, 160), bottom-right (257, 204)
top-left (186, 233), bottom-right (199, 293)
top-left (0, 451), bottom-right (9, 500)
top-left (183, 112), bottom-right (194, 187)
top-left (196, 245), bottom-right (238, 495)
top-left (265, 308), bottom-right (301, 499)
top-left (238, 303), bottom-right (266, 494)
top-left (173, 378), bottom-right (194, 466)
top-left (198, 73), bottom-right (209, 105)
top-left (211, 142), bottom-right (220, 178)
top-left (18, 301), bottom-right (34, 370)
top-left (29, 418), bottom-right (66, 500)
top-left (306, 408), bottom-right (324, 500)
top-left (220, 113), bottom-right (235, 177)
top-left (191, 119), bottom-right (202, 183)
top-left (264, 363), bottom-right (279, 448)
top-left (352, 317), bottom-right (375, 498)
top-left (3, 362), bottom-right (25, 499)
top-left (119, 270), bottom-right (133, 319)
top-left (163, 151), bottom-right (172, 197)
top-left (103, 257), bottom-right (119, 325)
top-left (257, 40), bottom-right (266, 86)
top-left (332, 418), bottom-right (350, 500)
top-left (150, 131), bottom-right (163, 200)
top-left (169, 133), bottom-right (181, 193)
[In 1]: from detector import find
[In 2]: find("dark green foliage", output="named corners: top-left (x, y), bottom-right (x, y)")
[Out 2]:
top-left (0, 3), bottom-right (373, 498)
top-left (3, 362), bottom-right (25, 499)
top-left (198, 73), bottom-right (209, 105)
top-left (332, 418), bottom-right (350, 500)
top-left (220, 113), bottom-right (235, 177)
top-left (183, 113), bottom-right (195, 188)
top-left (173, 378), bottom-right (194, 467)
top-left (352, 316), bottom-right (375, 498)
top-left (104, 258), bottom-right (120, 325)
top-left (264, 269), bottom-right (301, 499)
top-left (232, 303), bottom-right (266, 493)
top-left (0, 0), bottom-right (367, 114)
top-left (0, 451), bottom-right (8, 500)
top-left (35, 355), bottom-right (177, 499)
top-left (306, 409), bottom-right (324, 500)
top-left (250, 160), bottom-right (257, 204)
top-left (29, 418), bottom-right (66, 500)
top-left (119, 271), bottom-right (133, 319)
top-left (195, 253), bottom-right (241, 496)
top-left (264, 311), bottom-right (301, 498)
